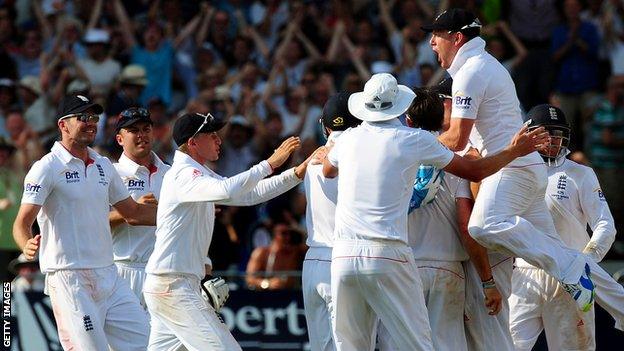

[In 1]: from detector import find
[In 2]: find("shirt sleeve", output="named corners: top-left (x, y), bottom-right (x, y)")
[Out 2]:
top-left (578, 167), bottom-right (616, 261)
top-left (451, 69), bottom-right (488, 120)
top-left (415, 131), bottom-right (455, 169)
top-left (107, 160), bottom-right (131, 205)
top-left (327, 136), bottom-right (343, 167)
top-left (21, 160), bottom-right (53, 206)
top-left (217, 168), bottom-right (301, 206)
top-left (176, 161), bottom-right (272, 203)
top-left (453, 176), bottom-right (472, 200)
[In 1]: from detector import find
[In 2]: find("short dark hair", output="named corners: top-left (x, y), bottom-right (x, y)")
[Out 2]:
top-left (406, 88), bottom-right (444, 132)
top-left (461, 27), bottom-right (481, 40)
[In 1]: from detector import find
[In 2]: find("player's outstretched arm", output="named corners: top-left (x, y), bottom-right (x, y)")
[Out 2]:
top-left (112, 196), bottom-right (157, 226)
top-left (444, 126), bottom-right (548, 182)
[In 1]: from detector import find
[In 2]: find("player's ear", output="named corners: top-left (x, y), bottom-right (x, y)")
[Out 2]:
top-left (115, 133), bottom-right (124, 146)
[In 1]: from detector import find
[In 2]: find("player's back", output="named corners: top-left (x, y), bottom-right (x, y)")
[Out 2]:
top-left (329, 120), bottom-right (453, 245)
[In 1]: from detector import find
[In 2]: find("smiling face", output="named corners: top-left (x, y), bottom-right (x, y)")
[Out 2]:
top-left (116, 121), bottom-right (154, 160)
top-left (430, 30), bottom-right (461, 69)
top-left (58, 108), bottom-right (100, 147)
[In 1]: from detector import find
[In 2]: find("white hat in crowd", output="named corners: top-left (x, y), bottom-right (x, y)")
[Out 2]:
top-left (19, 76), bottom-right (42, 96)
top-left (83, 29), bottom-right (110, 44)
top-left (348, 73), bottom-right (416, 122)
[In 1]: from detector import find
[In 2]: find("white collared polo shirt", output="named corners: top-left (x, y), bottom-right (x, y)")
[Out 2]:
top-left (112, 152), bottom-right (170, 263)
top-left (327, 119), bottom-right (454, 245)
top-left (448, 37), bottom-right (542, 166)
top-left (21, 142), bottom-right (130, 273)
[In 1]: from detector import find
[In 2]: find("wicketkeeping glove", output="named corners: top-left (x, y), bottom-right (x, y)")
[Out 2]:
top-left (201, 276), bottom-right (229, 312)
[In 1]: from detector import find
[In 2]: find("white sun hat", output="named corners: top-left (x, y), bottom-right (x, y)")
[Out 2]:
top-left (347, 73), bottom-right (416, 122)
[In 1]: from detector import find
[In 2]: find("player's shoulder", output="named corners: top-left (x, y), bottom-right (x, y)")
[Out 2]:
top-left (563, 159), bottom-right (594, 177)
top-left (29, 151), bottom-right (62, 174)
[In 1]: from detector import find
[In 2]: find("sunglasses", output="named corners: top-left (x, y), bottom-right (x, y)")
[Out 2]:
top-left (190, 113), bottom-right (214, 140)
top-left (61, 113), bottom-right (100, 123)
top-left (120, 107), bottom-right (150, 120)
top-left (438, 94), bottom-right (452, 100)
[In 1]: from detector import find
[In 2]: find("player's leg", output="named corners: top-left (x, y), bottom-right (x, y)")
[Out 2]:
top-left (331, 243), bottom-right (382, 351)
top-left (46, 269), bottom-right (112, 351)
top-left (143, 274), bottom-right (241, 351)
top-left (147, 314), bottom-right (187, 351)
top-left (115, 262), bottom-right (148, 309)
top-left (357, 244), bottom-right (434, 351)
top-left (464, 255), bottom-right (514, 351)
top-left (542, 277), bottom-right (595, 350)
top-left (416, 260), bottom-right (467, 351)
top-left (508, 267), bottom-right (547, 351)
top-left (468, 166), bottom-right (585, 284)
top-left (104, 269), bottom-right (150, 351)
top-left (303, 258), bottom-right (335, 351)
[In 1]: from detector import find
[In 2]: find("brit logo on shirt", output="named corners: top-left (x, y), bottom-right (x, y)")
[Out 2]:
top-left (65, 170), bottom-right (80, 183)
top-left (594, 188), bottom-right (606, 202)
top-left (454, 92), bottom-right (472, 109)
top-left (127, 178), bottom-right (145, 191)
top-left (24, 182), bottom-right (42, 193)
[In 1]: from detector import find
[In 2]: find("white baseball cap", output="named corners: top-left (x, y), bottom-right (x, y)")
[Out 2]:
top-left (83, 29), bottom-right (110, 44)
top-left (348, 73), bottom-right (416, 122)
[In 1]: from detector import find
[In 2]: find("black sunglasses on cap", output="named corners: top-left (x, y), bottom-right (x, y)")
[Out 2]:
top-left (190, 113), bottom-right (214, 140)
top-left (60, 113), bottom-right (100, 124)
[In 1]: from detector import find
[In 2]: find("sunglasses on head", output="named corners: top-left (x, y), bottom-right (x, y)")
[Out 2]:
top-left (191, 113), bottom-right (214, 140)
top-left (61, 113), bottom-right (100, 123)
top-left (120, 107), bottom-right (150, 120)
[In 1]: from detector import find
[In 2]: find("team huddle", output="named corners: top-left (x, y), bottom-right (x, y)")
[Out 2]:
top-left (11, 7), bottom-right (624, 351)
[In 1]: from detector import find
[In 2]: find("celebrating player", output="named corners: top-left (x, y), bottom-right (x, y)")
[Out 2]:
top-left (424, 8), bottom-right (595, 313)
top-left (143, 112), bottom-right (311, 350)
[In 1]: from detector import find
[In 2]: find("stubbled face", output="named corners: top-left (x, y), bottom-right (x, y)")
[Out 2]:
top-left (59, 114), bottom-right (99, 146)
top-left (430, 30), bottom-right (459, 69)
top-left (117, 121), bottom-right (154, 160)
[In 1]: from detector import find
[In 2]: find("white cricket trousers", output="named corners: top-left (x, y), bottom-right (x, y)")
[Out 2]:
top-left (463, 253), bottom-right (514, 351)
top-left (468, 164), bottom-right (586, 284)
top-left (46, 264), bottom-right (149, 351)
top-left (378, 260), bottom-right (467, 351)
top-left (331, 240), bottom-right (433, 351)
top-left (509, 266), bottom-right (596, 351)
top-left (143, 273), bottom-right (241, 351)
top-left (302, 247), bottom-right (335, 351)
top-left (115, 261), bottom-right (148, 309)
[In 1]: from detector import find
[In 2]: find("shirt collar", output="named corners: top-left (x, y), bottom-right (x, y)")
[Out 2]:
top-left (447, 37), bottom-right (486, 78)
top-left (119, 151), bottom-right (166, 174)
top-left (51, 141), bottom-right (98, 165)
top-left (364, 118), bottom-right (403, 128)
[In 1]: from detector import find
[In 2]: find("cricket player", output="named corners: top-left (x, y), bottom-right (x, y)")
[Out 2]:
top-left (322, 73), bottom-right (548, 351)
top-left (302, 92), bottom-right (361, 351)
top-left (13, 95), bottom-right (156, 350)
top-left (110, 107), bottom-right (170, 308)
top-left (424, 8), bottom-right (595, 312)
top-left (509, 104), bottom-right (624, 350)
top-left (143, 112), bottom-right (311, 350)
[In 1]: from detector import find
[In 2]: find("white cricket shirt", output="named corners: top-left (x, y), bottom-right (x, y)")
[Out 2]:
top-left (112, 152), bottom-right (170, 263)
top-left (517, 159), bottom-right (616, 267)
top-left (327, 119), bottom-right (454, 245)
top-left (409, 174), bottom-right (471, 262)
top-left (448, 37), bottom-right (542, 166)
top-left (304, 131), bottom-right (342, 250)
top-left (21, 142), bottom-right (130, 273)
top-left (146, 151), bottom-right (301, 280)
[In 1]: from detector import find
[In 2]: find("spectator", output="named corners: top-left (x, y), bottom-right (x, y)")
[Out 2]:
top-left (552, 0), bottom-right (601, 151)
top-left (246, 223), bottom-right (307, 290)
top-left (77, 29), bottom-right (121, 97)
top-left (9, 253), bottom-right (44, 292)
top-left (12, 27), bottom-right (44, 79)
top-left (18, 76), bottom-right (56, 147)
top-left (217, 115), bottom-right (260, 177)
top-left (106, 64), bottom-right (148, 116)
top-left (5, 109), bottom-right (44, 171)
top-left (0, 78), bottom-right (17, 138)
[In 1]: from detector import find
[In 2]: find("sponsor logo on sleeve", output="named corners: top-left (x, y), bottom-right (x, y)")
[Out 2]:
top-left (453, 92), bottom-right (472, 110)
top-left (24, 182), bottom-right (42, 193)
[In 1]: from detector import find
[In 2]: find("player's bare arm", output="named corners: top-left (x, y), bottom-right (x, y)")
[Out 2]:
top-left (109, 193), bottom-right (158, 229)
top-left (444, 126), bottom-right (548, 182)
top-left (112, 196), bottom-right (157, 226)
top-left (13, 203), bottom-right (42, 260)
top-left (456, 197), bottom-right (502, 315)
top-left (438, 117), bottom-right (475, 151)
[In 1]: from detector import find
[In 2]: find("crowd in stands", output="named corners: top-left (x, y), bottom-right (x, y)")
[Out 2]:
top-left (1, 0), bottom-right (623, 285)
